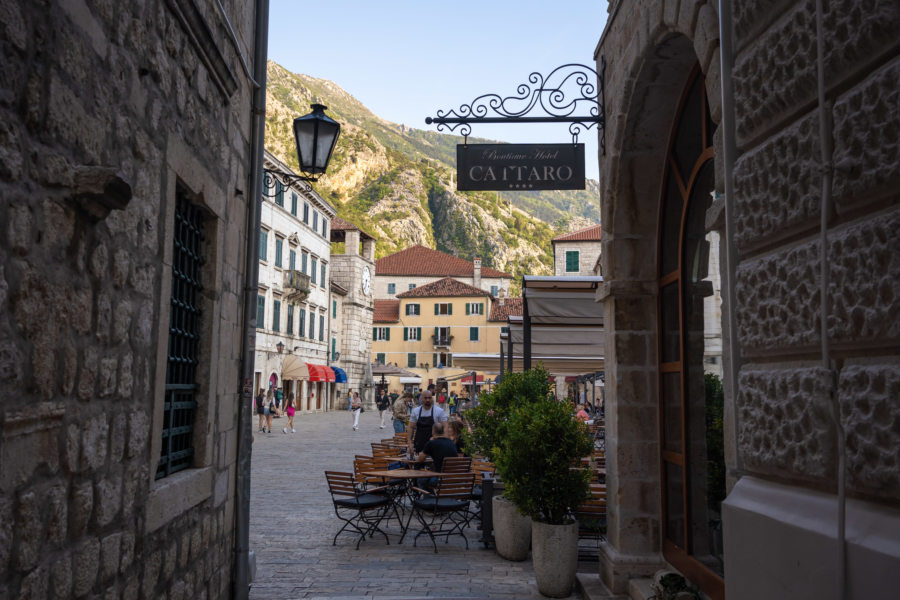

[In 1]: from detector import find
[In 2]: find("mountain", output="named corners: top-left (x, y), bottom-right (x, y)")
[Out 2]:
top-left (264, 61), bottom-right (601, 284)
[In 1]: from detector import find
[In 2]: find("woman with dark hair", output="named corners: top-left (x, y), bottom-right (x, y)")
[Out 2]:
top-left (447, 419), bottom-right (467, 455)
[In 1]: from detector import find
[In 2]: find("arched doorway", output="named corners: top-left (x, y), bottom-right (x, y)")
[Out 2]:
top-left (268, 372), bottom-right (278, 390)
top-left (657, 65), bottom-right (725, 598)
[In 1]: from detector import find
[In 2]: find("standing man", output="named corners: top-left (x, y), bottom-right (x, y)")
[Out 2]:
top-left (407, 390), bottom-right (448, 455)
top-left (391, 392), bottom-right (410, 434)
top-left (376, 389), bottom-right (390, 429)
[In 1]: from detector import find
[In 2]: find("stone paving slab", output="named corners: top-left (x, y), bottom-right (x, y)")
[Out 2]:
top-left (249, 410), bottom-right (581, 599)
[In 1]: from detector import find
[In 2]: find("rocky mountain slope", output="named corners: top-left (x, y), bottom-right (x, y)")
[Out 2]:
top-left (264, 61), bottom-right (602, 282)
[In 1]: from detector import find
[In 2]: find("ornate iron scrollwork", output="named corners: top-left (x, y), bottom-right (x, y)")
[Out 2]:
top-left (262, 168), bottom-right (315, 198)
top-left (426, 58), bottom-right (607, 154)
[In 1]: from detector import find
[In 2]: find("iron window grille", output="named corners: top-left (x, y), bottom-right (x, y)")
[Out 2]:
top-left (158, 188), bottom-right (203, 480)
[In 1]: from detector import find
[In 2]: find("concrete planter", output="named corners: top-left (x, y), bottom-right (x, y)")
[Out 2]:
top-left (531, 520), bottom-right (578, 598)
top-left (492, 495), bottom-right (532, 561)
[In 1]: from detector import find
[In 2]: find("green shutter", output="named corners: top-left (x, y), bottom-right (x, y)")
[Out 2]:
top-left (417, 327), bottom-right (421, 340)
top-left (465, 303), bottom-right (470, 315)
top-left (386, 328), bottom-right (390, 341)
top-left (434, 303), bottom-right (439, 315)
top-left (373, 327), bottom-right (377, 341)
top-left (448, 303), bottom-right (453, 315)
top-left (480, 302), bottom-right (485, 315)
top-left (434, 326), bottom-right (439, 341)
top-left (433, 353), bottom-right (437, 367)
top-left (403, 328), bottom-right (408, 341)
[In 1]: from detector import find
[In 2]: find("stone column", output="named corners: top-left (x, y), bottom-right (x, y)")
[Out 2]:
top-left (345, 230), bottom-right (360, 256)
top-left (597, 280), bottom-right (665, 594)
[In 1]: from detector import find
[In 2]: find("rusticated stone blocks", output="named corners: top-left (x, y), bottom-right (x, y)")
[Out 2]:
top-left (733, 0), bottom-right (900, 148)
top-left (736, 209), bottom-right (900, 353)
top-left (738, 367), bottom-right (835, 481)
top-left (832, 57), bottom-right (900, 209)
top-left (733, 110), bottom-right (820, 251)
top-left (839, 364), bottom-right (900, 499)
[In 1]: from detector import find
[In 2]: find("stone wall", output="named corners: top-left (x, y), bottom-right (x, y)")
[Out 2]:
top-left (552, 240), bottom-right (602, 276)
top-left (0, 0), bottom-right (259, 597)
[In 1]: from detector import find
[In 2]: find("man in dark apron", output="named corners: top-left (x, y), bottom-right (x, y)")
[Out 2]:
top-left (407, 390), bottom-right (447, 454)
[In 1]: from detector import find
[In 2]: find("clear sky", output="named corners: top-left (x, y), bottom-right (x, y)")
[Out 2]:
top-left (267, 0), bottom-right (609, 180)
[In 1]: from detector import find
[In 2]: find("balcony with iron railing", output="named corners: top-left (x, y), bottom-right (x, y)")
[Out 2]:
top-left (432, 334), bottom-right (454, 348)
top-left (283, 270), bottom-right (311, 302)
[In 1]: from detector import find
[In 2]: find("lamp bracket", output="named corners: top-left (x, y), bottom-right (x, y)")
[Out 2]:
top-left (425, 59), bottom-right (607, 153)
top-left (262, 168), bottom-right (317, 199)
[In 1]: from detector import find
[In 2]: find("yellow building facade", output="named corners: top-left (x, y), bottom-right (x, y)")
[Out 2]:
top-left (372, 277), bottom-right (519, 396)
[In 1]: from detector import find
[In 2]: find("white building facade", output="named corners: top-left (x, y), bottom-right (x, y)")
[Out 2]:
top-left (255, 152), bottom-right (337, 413)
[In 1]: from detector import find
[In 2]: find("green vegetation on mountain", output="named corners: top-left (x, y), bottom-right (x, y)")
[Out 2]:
top-left (264, 61), bottom-right (600, 282)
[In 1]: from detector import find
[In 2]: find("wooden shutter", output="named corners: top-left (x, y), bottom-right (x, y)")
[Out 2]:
top-left (434, 303), bottom-right (439, 315)
top-left (417, 327), bottom-right (421, 340)
top-left (386, 328), bottom-right (390, 341)
top-left (403, 328), bottom-right (408, 341)
top-left (373, 327), bottom-right (377, 341)
top-left (465, 303), bottom-right (470, 315)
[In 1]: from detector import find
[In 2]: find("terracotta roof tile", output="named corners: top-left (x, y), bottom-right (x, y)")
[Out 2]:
top-left (552, 224), bottom-right (603, 243)
top-left (489, 297), bottom-right (524, 321)
top-left (375, 245), bottom-right (512, 278)
top-left (373, 299), bottom-right (400, 322)
top-left (396, 277), bottom-right (490, 299)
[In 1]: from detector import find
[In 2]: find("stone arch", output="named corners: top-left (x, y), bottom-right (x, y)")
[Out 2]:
top-left (597, 20), bottom-right (723, 592)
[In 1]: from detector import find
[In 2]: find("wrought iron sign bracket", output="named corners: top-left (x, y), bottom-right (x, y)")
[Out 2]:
top-left (261, 168), bottom-right (315, 198)
top-left (426, 58), bottom-right (607, 155)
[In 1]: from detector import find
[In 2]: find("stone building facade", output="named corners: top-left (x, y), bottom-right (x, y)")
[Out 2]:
top-left (593, 1), bottom-right (898, 598)
top-left (551, 224), bottom-right (603, 276)
top-left (329, 219), bottom-right (376, 407)
top-left (0, 0), bottom-right (263, 597)
top-left (255, 152), bottom-right (337, 413)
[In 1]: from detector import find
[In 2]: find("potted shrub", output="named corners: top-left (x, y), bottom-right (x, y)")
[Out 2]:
top-left (496, 392), bottom-right (593, 597)
top-left (466, 367), bottom-right (552, 561)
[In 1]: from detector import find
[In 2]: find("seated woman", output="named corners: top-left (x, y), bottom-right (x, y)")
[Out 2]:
top-left (447, 419), bottom-right (467, 455)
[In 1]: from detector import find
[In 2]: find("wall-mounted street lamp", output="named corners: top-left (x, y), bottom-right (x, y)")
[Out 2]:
top-left (263, 103), bottom-right (341, 195)
top-left (276, 341), bottom-right (284, 354)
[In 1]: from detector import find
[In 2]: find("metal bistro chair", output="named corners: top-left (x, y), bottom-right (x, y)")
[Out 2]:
top-left (408, 472), bottom-right (476, 552)
top-left (574, 482), bottom-right (607, 560)
top-left (353, 455), bottom-right (405, 527)
top-left (324, 471), bottom-right (394, 550)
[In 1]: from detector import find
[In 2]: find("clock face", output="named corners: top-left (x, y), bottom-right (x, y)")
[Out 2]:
top-left (362, 266), bottom-right (371, 294)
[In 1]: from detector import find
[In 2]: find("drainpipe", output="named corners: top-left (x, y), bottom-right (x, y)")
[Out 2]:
top-left (326, 277), bottom-right (333, 411)
top-left (814, 1), bottom-right (847, 598)
top-left (234, 0), bottom-right (268, 597)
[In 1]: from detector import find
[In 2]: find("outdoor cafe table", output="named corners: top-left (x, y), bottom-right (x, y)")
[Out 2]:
top-left (362, 469), bottom-right (447, 542)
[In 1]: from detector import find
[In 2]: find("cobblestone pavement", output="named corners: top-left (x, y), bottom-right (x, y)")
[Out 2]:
top-left (248, 410), bottom-right (582, 599)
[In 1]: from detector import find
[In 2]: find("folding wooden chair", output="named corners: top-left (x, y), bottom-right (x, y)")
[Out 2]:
top-left (408, 473), bottom-right (476, 552)
top-left (324, 471), bottom-right (394, 550)
top-left (574, 482), bottom-right (607, 560)
top-left (440, 456), bottom-right (472, 473)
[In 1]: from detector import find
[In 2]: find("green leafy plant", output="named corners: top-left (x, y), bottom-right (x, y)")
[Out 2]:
top-left (495, 391), bottom-right (594, 525)
top-left (464, 366), bottom-right (552, 462)
top-left (649, 572), bottom-right (700, 600)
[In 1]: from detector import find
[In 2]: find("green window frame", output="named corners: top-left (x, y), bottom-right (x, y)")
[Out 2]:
top-left (469, 326), bottom-right (479, 341)
top-left (565, 250), bottom-right (580, 272)
top-left (376, 353), bottom-right (386, 365)
top-left (286, 304), bottom-right (294, 334)
top-left (331, 337), bottom-right (337, 360)
top-left (272, 300), bottom-right (280, 332)
top-left (407, 353), bottom-right (416, 368)
top-left (332, 299), bottom-right (337, 319)
top-left (321, 263), bottom-right (326, 287)
top-left (259, 229), bottom-right (268, 261)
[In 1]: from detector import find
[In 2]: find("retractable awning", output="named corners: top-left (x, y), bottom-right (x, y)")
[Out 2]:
top-left (330, 367), bottom-right (348, 383)
top-left (307, 363), bottom-right (335, 382)
top-left (399, 376), bottom-right (422, 384)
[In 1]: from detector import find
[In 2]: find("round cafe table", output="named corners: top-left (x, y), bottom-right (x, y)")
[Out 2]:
top-left (361, 469), bottom-right (446, 541)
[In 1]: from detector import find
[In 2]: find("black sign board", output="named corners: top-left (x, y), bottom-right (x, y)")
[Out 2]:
top-left (457, 143), bottom-right (585, 191)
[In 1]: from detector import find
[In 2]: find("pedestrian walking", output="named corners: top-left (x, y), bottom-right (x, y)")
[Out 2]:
top-left (265, 389), bottom-right (275, 434)
top-left (283, 394), bottom-right (296, 434)
top-left (448, 391), bottom-right (458, 415)
top-left (256, 389), bottom-right (266, 432)
top-left (350, 391), bottom-right (362, 431)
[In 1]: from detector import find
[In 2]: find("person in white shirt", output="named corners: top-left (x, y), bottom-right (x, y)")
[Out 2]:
top-left (407, 390), bottom-right (448, 454)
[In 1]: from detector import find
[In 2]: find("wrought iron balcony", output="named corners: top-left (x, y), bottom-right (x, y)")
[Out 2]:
top-left (432, 335), bottom-right (453, 348)
top-left (283, 270), bottom-right (311, 301)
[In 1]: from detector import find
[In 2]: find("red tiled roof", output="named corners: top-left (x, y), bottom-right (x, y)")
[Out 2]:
top-left (396, 277), bottom-right (490, 299)
top-left (489, 297), bottom-right (523, 321)
top-left (552, 224), bottom-right (603, 243)
top-left (375, 245), bottom-right (512, 278)
top-left (373, 300), bottom-right (400, 322)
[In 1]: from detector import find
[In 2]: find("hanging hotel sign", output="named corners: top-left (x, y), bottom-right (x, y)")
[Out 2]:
top-left (457, 143), bottom-right (585, 191)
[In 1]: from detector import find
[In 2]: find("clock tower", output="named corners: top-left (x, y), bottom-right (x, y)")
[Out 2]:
top-left (329, 218), bottom-right (376, 408)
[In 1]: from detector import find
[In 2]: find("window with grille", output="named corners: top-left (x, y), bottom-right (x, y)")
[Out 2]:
top-left (157, 188), bottom-right (203, 480)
